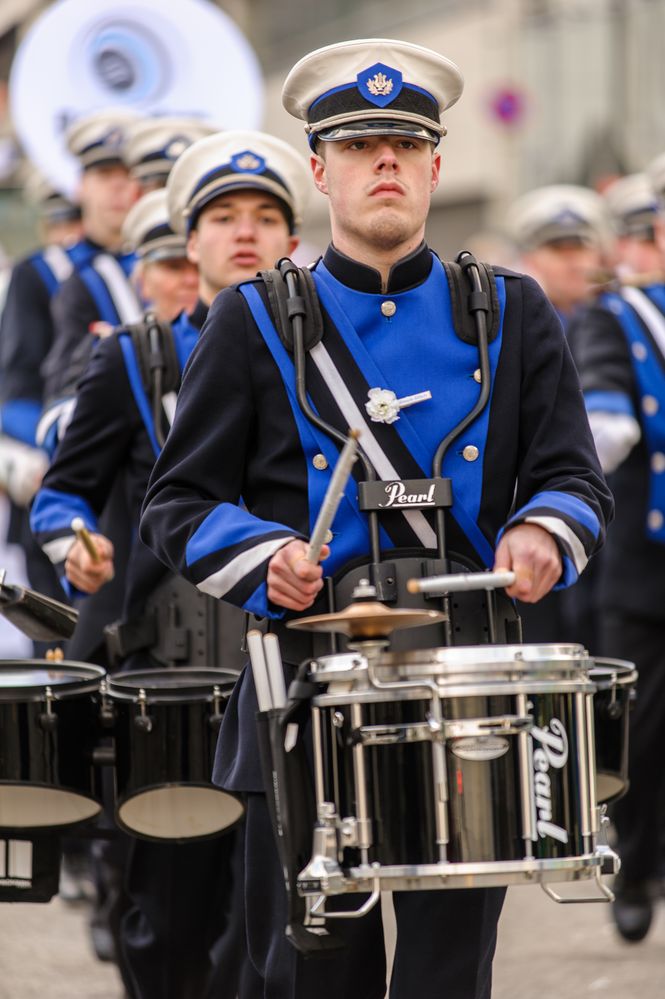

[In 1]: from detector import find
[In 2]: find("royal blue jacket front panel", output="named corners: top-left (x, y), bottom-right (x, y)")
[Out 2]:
top-left (141, 243), bottom-right (611, 623)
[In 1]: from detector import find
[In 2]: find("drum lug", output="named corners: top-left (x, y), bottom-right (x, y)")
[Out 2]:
top-left (133, 689), bottom-right (153, 733)
top-left (98, 679), bottom-right (115, 729)
top-left (38, 686), bottom-right (58, 732)
top-left (208, 684), bottom-right (225, 731)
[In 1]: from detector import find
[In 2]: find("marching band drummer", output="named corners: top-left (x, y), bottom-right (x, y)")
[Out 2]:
top-left (31, 131), bottom-right (311, 999)
top-left (140, 39), bottom-right (613, 999)
top-left (504, 185), bottom-right (612, 650)
top-left (567, 157), bottom-right (665, 945)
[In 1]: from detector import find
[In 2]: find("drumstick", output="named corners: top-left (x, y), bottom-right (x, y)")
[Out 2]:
top-left (305, 429), bottom-right (360, 563)
top-left (71, 517), bottom-right (100, 563)
top-left (246, 629), bottom-right (273, 711)
top-left (407, 570), bottom-right (516, 595)
top-left (263, 633), bottom-right (287, 708)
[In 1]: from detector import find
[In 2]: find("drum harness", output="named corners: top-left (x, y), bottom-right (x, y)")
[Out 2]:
top-left (254, 251), bottom-right (524, 953)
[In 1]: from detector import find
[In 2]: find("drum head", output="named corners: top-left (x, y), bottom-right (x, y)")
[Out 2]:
top-left (107, 668), bottom-right (238, 702)
top-left (0, 660), bottom-right (105, 700)
top-left (117, 785), bottom-right (244, 840)
top-left (0, 784), bottom-right (102, 828)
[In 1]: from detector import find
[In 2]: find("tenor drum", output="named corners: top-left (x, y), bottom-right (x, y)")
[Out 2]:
top-left (301, 644), bottom-right (616, 896)
top-left (0, 660), bottom-right (105, 829)
top-left (590, 659), bottom-right (637, 805)
top-left (107, 668), bottom-right (244, 841)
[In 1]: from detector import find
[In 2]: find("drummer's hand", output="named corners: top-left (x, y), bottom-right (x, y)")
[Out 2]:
top-left (64, 534), bottom-right (115, 594)
top-left (494, 523), bottom-right (561, 603)
top-left (267, 539), bottom-right (331, 612)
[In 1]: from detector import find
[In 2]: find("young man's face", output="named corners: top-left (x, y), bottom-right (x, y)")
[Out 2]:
top-left (138, 257), bottom-right (199, 322)
top-left (78, 164), bottom-right (140, 240)
top-left (187, 190), bottom-right (299, 303)
top-left (523, 240), bottom-right (602, 314)
top-left (311, 134), bottom-right (440, 255)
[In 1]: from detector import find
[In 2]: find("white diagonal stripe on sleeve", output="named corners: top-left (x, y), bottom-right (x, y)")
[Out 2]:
top-left (196, 535), bottom-right (295, 599)
top-left (92, 255), bottom-right (143, 324)
top-left (42, 245), bottom-right (74, 283)
top-left (35, 399), bottom-right (75, 447)
top-left (621, 287), bottom-right (665, 359)
top-left (523, 515), bottom-right (588, 574)
top-left (42, 535), bottom-right (76, 565)
top-left (309, 342), bottom-right (437, 549)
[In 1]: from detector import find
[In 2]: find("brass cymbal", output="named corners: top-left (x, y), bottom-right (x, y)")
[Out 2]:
top-left (287, 600), bottom-right (447, 639)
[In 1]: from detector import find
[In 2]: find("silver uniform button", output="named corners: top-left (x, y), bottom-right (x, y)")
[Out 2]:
top-left (642, 395), bottom-right (659, 416)
top-left (632, 342), bottom-right (648, 362)
top-left (648, 509), bottom-right (664, 531)
top-left (462, 444), bottom-right (479, 462)
top-left (652, 452), bottom-right (665, 473)
top-left (381, 300), bottom-right (397, 317)
top-left (473, 368), bottom-right (482, 384)
top-left (312, 453), bottom-right (328, 470)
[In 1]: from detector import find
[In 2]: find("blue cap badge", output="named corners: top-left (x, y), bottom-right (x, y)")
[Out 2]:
top-left (553, 208), bottom-right (585, 228)
top-left (230, 150), bottom-right (266, 174)
top-left (357, 63), bottom-right (403, 109)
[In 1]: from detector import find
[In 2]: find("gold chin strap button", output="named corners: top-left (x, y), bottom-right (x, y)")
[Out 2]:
top-left (381, 301), bottom-right (397, 317)
top-left (462, 444), bottom-right (479, 462)
top-left (473, 368), bottom-right (482, 384)
top-left (323, 530), bottom-right (334, 544)
top-left (312, 453), bottom-right (328, 471)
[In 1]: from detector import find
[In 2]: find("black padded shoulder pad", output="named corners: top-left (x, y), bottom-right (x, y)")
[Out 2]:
top-left (442, 255), bottom-right (501, 346)
top-left (126, 316), bottom-right (180, 394)
top-left (259, 261), bottom-right (324, 354)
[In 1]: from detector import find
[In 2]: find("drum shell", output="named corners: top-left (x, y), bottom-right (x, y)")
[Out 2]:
top-left (0, 661), bottom-right (105, 830)
top-left (591, 661), bottom-right (637, 804)
top-left (0, 696), bottom-right (100, 797)
top-left (112, 696), bottom-right (218, 798)
top-left (107, 668), bottom-right (244, 841)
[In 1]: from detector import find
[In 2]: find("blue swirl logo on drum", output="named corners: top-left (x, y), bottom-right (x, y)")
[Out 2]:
top-left (531, 717), bottom-right (569, 844)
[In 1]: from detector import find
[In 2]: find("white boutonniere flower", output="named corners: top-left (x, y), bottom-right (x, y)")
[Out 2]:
top-left (366, 388), bottom-right (401, 424)
top-left (365, 387), bottom-right (432, 424)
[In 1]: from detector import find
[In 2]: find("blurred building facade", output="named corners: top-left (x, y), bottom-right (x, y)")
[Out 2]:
top-left (2, 0), bottom-right (665, 257)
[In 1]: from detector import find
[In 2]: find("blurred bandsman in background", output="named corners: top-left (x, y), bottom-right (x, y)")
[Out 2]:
top-left (603, 172), bottom-right (664, 282)
top-left (507, 184), bottom-right (611, 332)
top-left (31, 128), bottom-right (311, 999)
top-left (125, 115), bottom-right (219, 193)
top-left (505, 184), bottom-right (613, 649)
top-left (567, 154), bottom-right (665, 945)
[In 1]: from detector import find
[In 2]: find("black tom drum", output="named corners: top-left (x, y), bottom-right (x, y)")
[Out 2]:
top-left (107, 668), bottom-right (243, 841)
top-left (0, 660), bottom-right (105, 829)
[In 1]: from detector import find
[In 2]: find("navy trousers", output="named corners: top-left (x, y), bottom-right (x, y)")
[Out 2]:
top-left (242, 793), bottom-right (506, 999)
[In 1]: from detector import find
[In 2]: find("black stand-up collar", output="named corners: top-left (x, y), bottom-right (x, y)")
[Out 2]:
top-left (189, 299), bottom-right (209, 331)
top-left (322, 241), bottom-right (433, 294)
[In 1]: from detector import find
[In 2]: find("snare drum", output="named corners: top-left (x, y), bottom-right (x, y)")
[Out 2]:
top-left (590, 659), bottom-right (637, 805)
top-left (0, 660), bottom-right (105, 829)
top-left (107, 668), bottom-right (243, 841)
top-left (301, 644), bottom-right (613, 895)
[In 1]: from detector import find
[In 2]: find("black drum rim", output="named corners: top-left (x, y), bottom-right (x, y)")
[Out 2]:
top-left (107, 666), bottom-right (239, 702)
top-left (0, 660), bottom-right (106, 700)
